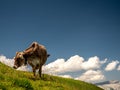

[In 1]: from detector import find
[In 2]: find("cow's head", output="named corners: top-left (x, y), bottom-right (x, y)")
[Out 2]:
top-left (13, 52), bottom-right (25, 69)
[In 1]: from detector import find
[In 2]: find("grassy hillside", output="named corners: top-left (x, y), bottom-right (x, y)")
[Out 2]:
top-left (0, 62), bottom-right (103, 90)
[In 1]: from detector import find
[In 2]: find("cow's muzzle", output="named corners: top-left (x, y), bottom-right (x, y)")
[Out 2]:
top-left (13, 65), bottom-right (17, 69)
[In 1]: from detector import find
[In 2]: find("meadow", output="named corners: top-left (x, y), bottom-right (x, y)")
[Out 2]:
top-left (0, 62), bottom-right (103, 90)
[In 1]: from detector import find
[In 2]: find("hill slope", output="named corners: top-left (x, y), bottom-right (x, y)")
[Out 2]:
top-left (0, 62), bottom-right (103, 90)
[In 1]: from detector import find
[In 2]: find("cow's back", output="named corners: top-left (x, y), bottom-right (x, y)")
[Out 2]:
top-left (26, 44), bottom-right (48, 66)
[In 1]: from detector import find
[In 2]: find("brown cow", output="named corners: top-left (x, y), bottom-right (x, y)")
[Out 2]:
top-left (13, 42), bottom-right (50, 78)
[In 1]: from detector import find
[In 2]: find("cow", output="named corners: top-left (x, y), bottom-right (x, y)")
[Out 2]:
top-left (13, 42), bottom-right (50, 78)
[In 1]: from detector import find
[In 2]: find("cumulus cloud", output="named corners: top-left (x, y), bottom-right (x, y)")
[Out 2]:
top-left (16, 65), bottom-right (32, 71)
top-left (0, 55), bottom-right (14, 67)
top-left (43, 55), bottom-right (107, 82)
top-left (100, 58), bottom-right (107, 64)
top-left (43, 55), bottom-right (107, 74)
top-left (42, 55), bottom-right (107, 82)
top-left (105, 61), bottom-right (119, 71)
top-left (43, 59), bottom-right (65, 74)
top-left (81, 56), bottom-right (103, 70)
top-left (43, 55), bottom-right (84, 74)
top-left (59, 75), bottom-right (72, 79)
top-left (75, 70), bottom-right (105, 82)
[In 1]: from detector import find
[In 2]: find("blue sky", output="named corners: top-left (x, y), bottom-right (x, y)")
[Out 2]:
top-left (0, 0), bottom-right (120, 82)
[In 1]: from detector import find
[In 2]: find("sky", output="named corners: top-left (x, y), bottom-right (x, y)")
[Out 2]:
top-left (0, 0), bottom-right (120, 83)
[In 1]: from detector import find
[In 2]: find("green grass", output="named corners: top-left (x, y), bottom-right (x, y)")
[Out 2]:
top-left (0, 62), bottom-right (103, 90)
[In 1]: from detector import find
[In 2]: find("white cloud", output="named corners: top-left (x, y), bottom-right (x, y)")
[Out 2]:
top-left (0, 55), bottom-right (14, 67)
top-left (75, 70), bottom-right (105, 82)
top-left (43, 55), bottom-right (106, 74)
top-left (117, 65), bottom-right (120, 71)
top-left (81, 56), bottom-right (102, 70)
top-left (16, 65), bottom-right (32, 71)
top-left (43, 55), bottom-right (84, 74)
top-left (43, 58), bottom-right (65, 74)
top-left (59, 75), bottom-right (72, 79)
top-left (62, 55), bottom-right (84, 72)
top-left (100, 58), bottom-right (107, 64)
top-left (105, 61), bottom-right (119, 71)
top-left (43, 55), bottom-right (107, 82)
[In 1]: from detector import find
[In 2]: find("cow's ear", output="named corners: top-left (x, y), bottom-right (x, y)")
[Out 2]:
top-left (22, 51), bottom-right (26, 55)
top-left (16, 52), bottom-right (18, 54)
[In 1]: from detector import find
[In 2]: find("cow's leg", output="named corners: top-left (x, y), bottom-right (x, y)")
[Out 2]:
top-left (32, 67), bottom-right (36, 77)
top-left (39, 66), bottom-right (42, 78)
